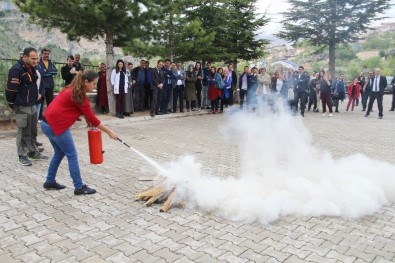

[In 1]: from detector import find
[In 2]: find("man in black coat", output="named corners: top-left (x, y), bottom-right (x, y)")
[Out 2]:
top-left (61, 55), bottom-right (77, 86)
top-left (365, 67), bottom-right (387, 119)
top-left (293, 66), bottom-right (310, 117)
top-left (150, 60), bottom-right (165, 117)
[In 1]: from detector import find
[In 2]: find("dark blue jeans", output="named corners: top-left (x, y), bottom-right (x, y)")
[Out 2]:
top-left (160, 84), bottom-right (172, 113)
top-left (41, 121), bottom-right (84, 189)
top-left (362, 89), bottom-right (371, 110)
top-left (173, 85), bottom-right (185, 112)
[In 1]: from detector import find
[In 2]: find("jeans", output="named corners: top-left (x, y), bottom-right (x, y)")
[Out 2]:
top-left (202, 85), bottom-right (209, 108)
top-left (41, 121), bottom-right (84, 189)
top-left (161, 84), bottom-right (172, 113)
top-left (173, 85), bottom-right (185, 112)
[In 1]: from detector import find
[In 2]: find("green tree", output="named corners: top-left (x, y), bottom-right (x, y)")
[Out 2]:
top-left (125, 0), bottom-right (215, 62)
top-left (221, 0), bottom-right (269, 65)
top-left (14, 0), bottom-right (150, 115)
top-left (277, 0), bottom-right (390, 77)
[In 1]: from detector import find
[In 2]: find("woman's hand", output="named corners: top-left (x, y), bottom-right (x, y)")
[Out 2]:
top-left (108, 130), bottom-right (118, 140)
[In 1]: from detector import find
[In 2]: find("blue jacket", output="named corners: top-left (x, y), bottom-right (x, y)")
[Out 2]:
top-left (6, 59), bottom-right (39, 107)
top-left (247, 74), bottom-right (258, 90)
top-left (222, 75), bottom-right (232, 99)
top-left (162, 66), bottom-right (176, 86)
top-left (37, 58), bottom-right (58, 90)
top-left (331, 79), bottom-right (346, 100)
top-left (202, 67), bottom-right (211, 86)
top-left (294, 71), bottom-right (310, 93)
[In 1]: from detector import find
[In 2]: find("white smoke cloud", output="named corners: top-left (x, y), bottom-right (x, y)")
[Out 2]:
top-left (156, 104), bottom-right (395, 224)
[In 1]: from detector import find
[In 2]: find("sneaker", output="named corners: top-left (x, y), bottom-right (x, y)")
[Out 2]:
top-left (18, 156), bottom-right (32, 166)
top-left (378, 116), bottom-right (383, 119)
top-left (329, 113), bottom-right (333, 117)
top-left (322, 113), bottom-right (326, 117)
top-left (74, 185), bottom-right (96, 195)
top-left (43, 181), bottom-right (66, 190)
top-left (29, 152), bottom-right (48, 160)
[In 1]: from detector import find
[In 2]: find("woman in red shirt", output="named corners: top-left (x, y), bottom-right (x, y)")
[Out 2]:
top-left (41, 70), bottom-right (118, 195)
top-left (345, 78), bottom-right (361, 112)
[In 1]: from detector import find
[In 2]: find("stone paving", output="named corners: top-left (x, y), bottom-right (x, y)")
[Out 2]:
top-left (0, 95), bottom-right (395, 263)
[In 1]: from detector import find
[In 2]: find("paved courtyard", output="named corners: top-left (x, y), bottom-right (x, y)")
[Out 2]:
top-left (0, 95), bottom-right (395, 263)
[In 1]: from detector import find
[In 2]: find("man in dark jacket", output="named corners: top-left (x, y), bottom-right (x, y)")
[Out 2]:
top-left (61, 55), bottom-right (77, 86)
top-left (365, 67), bottom-right (387, 119)
top-left (293, 66), bottom-right (310, 117)
top-left (228, 63), bottom-right (237, 106)
top-left (150, 60), bottom-right (165, 117)
top-left (6, 47), bottom-right (48, 166)
top-left (132, 59), bottom-right (146, 111)
top-left (37, 48), bottom-right (58, 120)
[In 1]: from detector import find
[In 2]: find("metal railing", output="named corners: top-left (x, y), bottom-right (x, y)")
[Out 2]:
top-left (0, 58), bottom-right (98, 104)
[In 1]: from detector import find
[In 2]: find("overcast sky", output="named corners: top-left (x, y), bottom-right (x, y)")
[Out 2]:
top-left (255, 0), bottom-right (395, 45)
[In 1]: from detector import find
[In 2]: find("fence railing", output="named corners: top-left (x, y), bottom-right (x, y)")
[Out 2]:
top-left (0, 58), bottom-right (98, 104)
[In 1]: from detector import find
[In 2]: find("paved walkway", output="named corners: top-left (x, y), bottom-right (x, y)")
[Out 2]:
top-left (0, 96), bottom-right (394, 263)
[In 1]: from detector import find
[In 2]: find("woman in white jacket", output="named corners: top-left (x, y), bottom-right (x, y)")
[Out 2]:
top-left (111, 59), bottom-right (128, 118)
top-left (257, 67), bottom-right (271, 107)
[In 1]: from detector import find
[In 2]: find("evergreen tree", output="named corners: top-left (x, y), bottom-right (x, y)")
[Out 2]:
top-left (277, 0), bottom-right (391, 77)
top-left (14, 0), bottom-right (151, 115)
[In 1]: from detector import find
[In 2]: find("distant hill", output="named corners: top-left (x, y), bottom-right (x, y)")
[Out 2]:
top-left (0, 6), bottom-right (118, 62)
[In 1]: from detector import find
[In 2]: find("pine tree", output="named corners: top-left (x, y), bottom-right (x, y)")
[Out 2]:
top-left (14, 0), bottom-right (151, 115)
top-left (277, 0), bottom-right (391, 77)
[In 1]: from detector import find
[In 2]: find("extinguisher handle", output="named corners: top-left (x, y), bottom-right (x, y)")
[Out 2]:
top-left (117, 138), bottom-right (131, 148)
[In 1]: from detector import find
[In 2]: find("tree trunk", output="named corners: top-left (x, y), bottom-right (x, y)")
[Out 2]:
top-left (168, 12), bottom-right (174, 61)
top-left (105, 32), bottom-right (116, 115)
top-left (328, 41), bottom-right (336, 79)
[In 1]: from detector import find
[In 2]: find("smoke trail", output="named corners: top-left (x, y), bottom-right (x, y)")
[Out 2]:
top-left (158, 106), bottom-right (395, 224)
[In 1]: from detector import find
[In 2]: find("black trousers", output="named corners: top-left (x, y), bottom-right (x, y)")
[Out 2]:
top-left (294, 91), bottom-right (307, 115)
top-left (173, 85), bottom-right (185, 112)
top-left (150, 87), bottom-right (163, 114)
top-left (366, 91), bottom-right (383, 117)
top-left (308, 90), bottom-right (317, 110)
top-left (391, 92), bottom-right (395, 110)
top-left (39, 88), bottom-right (54, 120)
top-left (195, 84), bottom-right (202, 108)
top-left (239, 89), bottom-right (247, 109)
top-left (134, 84), bottom-right (145, 110)
top-left (362, 89), bottom-right (371, 110)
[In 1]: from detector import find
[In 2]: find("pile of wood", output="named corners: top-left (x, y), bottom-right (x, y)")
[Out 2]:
top-left (135, 185), bottom-right (178, 212)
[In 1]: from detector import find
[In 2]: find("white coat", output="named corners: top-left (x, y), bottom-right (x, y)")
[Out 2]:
top-left (111, 69), bottom-right (128, 94)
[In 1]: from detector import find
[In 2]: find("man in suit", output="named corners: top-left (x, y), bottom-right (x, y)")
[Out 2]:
top-left (294, 65), bottom-right (310, 117)
top-left (132, 59), bottom-right (146, 111)
top-left (172, 62), bottom-right (186, 113)
top-left (365, 67), bottom-right (387, 119)
top-left (150, 60), bottom-right (165, 117)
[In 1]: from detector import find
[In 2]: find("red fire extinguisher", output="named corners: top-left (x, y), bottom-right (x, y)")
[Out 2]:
top-left (88, 127), bottom-right (104, 164)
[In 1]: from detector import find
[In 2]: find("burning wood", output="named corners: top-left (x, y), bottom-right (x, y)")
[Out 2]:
top-left (135, 185), bottom-right (178, 212)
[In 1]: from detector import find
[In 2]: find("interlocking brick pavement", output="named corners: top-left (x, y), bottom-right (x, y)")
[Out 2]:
top-left (0, 95), bottom-right (395, 262)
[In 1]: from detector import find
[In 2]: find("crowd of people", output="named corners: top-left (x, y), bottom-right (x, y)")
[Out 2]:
top-left (96, 59), bottom-right (395, 119)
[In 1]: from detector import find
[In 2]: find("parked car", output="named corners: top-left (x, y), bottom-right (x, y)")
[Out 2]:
top-left (385, 76), bottom-right (393, 94)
